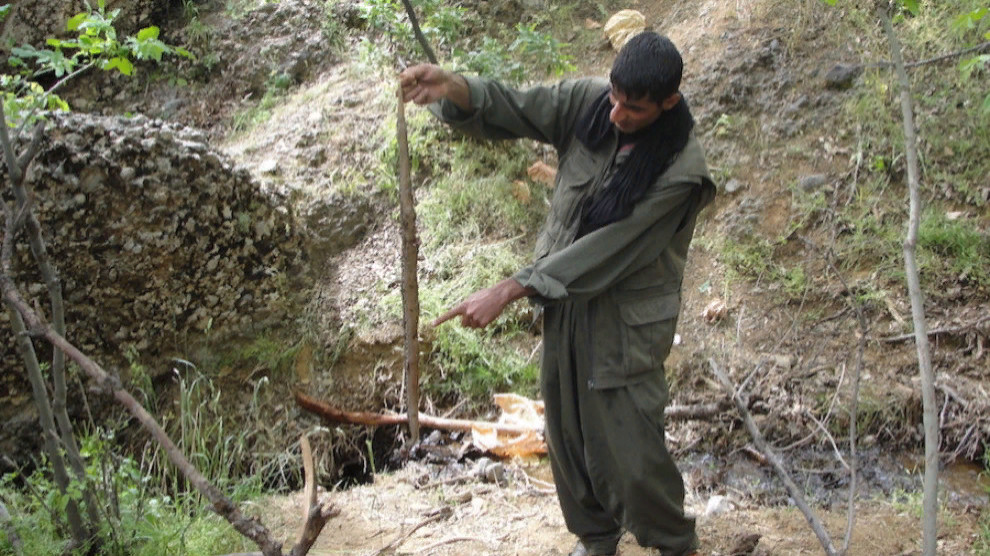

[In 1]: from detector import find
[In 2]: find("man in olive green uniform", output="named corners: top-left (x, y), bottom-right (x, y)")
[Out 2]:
top-left (400, 32), bottom-right (715, 556)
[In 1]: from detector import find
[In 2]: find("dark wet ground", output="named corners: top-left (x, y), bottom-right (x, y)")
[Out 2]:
top-left (680, 448), bottom-right (989, 511)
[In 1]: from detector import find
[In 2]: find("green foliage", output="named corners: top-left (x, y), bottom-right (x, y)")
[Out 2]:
top-left (412, 242), bottom-right (541, 403)
top-left (454, 24), bottom-right (575, 84)
top-left (453, 36), bottom-right (525, 83)
top-left (422, 1), bottom-right (466, 49)
top-left (230, 71), bottom-right (296, 132)
top-left (978, 515), bottom-right (990, 556)
top-left (952, 7), bottom-right (990, 112)
top-left (980, 448), bottom-right (990, 554)
top-left (354, 0), bottom-right (574, 84)
top-left (426, 311), bottom-right (541, 403)
top-left (721, 237), bottom-right (775, 279)
top-left (321, 1), bottom-right (347, 51)
top-left (509, 23), bottom-right (575, 78)
top-left (823, 0), bottom-right (990, 293)
top-left (418, 138), bottom-right (545, 246)
top-left (0, 429), bottom-right (252, 555)
top-left (2, 0), bottom-right (189, 126)
top-left (918, 210), bottom-right (990, 287)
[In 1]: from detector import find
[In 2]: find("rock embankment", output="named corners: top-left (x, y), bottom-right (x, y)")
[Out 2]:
top-left (1, 113), bottom-right (307, 449)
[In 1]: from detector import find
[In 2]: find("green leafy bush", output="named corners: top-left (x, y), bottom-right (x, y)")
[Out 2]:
top-left (2, 0), bottom-right (189, 125)
top-left (0, 429), bottom-right (253, 555)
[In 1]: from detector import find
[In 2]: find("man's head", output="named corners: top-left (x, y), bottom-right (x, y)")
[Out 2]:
top-left (608, 32), bottom-right (684, 134)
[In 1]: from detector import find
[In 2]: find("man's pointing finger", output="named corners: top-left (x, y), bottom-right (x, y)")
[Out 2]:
top-left (432, 306), bottom-right (462, 327)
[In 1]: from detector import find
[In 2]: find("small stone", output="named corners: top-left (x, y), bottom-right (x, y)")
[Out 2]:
top-left (258, 159), bottom-right (280, 175)
top-left (724, 178), bottom-right (745, 193)
top-left (770, 354), bottom-right (794, 369)
top-left (704, 495), bottom-right (733, 516)
top-left (798, 174), bottom-right (828, 191)
top-left (824, 63), bottom-right (862, 90)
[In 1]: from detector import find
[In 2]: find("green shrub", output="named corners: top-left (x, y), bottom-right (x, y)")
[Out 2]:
top-left (918, 210), bottom-right (990, 287)
top-left (0, 429), bottom-right (254, 556)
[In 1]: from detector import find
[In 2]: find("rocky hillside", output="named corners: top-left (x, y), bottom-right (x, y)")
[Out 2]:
top-left (0, 112), bottom-right (307, 460)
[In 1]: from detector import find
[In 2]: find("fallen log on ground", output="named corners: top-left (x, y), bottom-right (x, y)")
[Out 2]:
top-left (294, 391), bottom-right (732, 433)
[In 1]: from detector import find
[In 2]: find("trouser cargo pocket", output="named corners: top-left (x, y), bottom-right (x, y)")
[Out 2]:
top-left (618, 291), bottom-right (680, 377)
top-left (589, 290), bottom-right (681, 389)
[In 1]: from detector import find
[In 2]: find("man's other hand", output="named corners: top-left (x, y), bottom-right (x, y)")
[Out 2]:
top-left (433, 278), bottom-right (532, 329)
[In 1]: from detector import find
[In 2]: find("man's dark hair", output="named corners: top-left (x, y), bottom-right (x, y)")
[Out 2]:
top-left (609, 32), bottom-right (683, 103)
top-left (575, 32), bottom-right (694, 235)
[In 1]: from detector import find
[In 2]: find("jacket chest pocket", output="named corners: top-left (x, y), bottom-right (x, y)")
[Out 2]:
top-left (536, 149), bottom-right (597, 258)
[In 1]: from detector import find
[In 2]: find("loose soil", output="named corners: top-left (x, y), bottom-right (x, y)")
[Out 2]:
top-left (249, 461), bottom-right (982, 555)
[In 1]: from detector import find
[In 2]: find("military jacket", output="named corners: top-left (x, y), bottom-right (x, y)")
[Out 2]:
top-left (432, 76), bottom-right (716, 388)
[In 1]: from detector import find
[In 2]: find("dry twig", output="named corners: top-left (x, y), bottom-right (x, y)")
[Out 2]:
top-left (374, 506), bottom-right (453, 555)
top-left (709, 359), bottom-right (838, 556)
top-left (879, 314), bottom-right (990, 343)
top-left (413, 536), bottom-right (495, 554)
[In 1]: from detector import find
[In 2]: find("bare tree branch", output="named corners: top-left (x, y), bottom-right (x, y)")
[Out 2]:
top-left (800, 234), bottom-right (869, 553)
top-left (879, 314), bottom-right (990, 343)
top-left (0, 198), bottom-right (287, 553)
top-left (878, 6), bottom-right (939, 555)
top-left (708, 358), bottom-right (838, 556)
top-left (2, 106), bottom-right (338, 556)
top-left (374, 506), bottom-right (453, 555)
top-left (296, 391), bottom-right (732, 436)
top-left (398, 0), bottom-right (438, 64)
top-left (846, 40), bottom-right (990, 72)
top-left (0, 284), bottom-right (287, 555)
top-left (1, 112), bottom-right (95, 546)
top-left (14, 62), bottom-right (96, 141)
top-left (288, 436), bottom-right (339, 556)
top-left (3, 106), bottom-right (104, 535)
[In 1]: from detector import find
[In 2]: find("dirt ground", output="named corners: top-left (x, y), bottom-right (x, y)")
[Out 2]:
top-left (250, 460), bottom-right (982, 555)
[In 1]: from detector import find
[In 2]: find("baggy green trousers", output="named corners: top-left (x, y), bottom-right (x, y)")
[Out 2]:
top-left (542, 299), bottom-right (698, 556)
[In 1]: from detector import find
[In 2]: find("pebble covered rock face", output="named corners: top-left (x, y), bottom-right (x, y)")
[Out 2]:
top-left (1, 111), bottom-right (308, 376)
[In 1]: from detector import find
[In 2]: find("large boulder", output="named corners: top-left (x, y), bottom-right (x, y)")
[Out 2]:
top-left (0, 112), bottom-right (308, 459)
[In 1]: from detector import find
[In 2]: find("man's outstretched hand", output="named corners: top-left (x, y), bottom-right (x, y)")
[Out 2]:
top-left (398, 64), bottom-right (473, 113)
top-left (433, 278), bottom-right (533, 329)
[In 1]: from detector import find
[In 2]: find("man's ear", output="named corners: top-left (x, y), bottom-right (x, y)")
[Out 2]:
top-left (661, 92), bottom-right (681, 111)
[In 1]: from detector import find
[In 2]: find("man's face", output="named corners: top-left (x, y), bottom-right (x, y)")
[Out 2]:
top-left (608, 86), bottom-right (678, 134)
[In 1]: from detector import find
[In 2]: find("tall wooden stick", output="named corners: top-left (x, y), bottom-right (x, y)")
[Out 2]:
top-left (396, 87), bottom-right (421, 442)
top-left (877, 5), bottom-right (938, 555)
